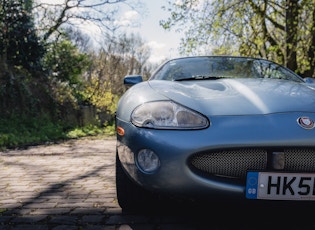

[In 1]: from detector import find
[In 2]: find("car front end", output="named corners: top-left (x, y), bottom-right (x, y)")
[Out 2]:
top-left (115, 56), bottom-right (315, 211)
top-left (116, 109), bottom-right (315, 202)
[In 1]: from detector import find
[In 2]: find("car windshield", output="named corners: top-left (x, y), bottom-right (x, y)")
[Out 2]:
top-left (150, 56), bottom-right (304, 83)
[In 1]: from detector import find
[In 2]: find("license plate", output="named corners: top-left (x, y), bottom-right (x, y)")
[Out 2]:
top-left (246, 172), bottom-right (315, 200)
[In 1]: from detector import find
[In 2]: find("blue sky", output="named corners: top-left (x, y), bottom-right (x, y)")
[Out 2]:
top-left (38, 0), bottom-right (183, 64)
top-left (133, 0), bottom-right (182, 63)
top-left (116, 0), bottom-right (182, 63)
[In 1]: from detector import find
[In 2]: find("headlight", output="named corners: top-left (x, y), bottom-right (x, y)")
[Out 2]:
top-left (131, 101), bottom-right (209, 129)
top-left (137, 149), bottom-right (160, 173)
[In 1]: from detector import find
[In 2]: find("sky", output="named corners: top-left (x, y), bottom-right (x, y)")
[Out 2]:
top-left (38, 0), bottom-right (183, 64)
top-left (129, 0), bottom-right (182, 64)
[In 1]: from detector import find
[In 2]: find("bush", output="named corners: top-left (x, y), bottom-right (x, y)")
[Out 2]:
top-left (0, 113), bottom-right (67, 150)
top-left (0, 113), bottom-right (115, 151)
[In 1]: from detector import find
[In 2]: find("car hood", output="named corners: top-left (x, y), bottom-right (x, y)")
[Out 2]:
top-left (148, 78), bottom-right (315, 116)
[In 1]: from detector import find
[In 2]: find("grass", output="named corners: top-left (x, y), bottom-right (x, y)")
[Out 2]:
top-left (0, 114), bottom-right (115, 151)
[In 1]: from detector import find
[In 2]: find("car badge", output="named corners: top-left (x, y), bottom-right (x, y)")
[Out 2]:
top-left (297, 116), bottom-right (315, 129)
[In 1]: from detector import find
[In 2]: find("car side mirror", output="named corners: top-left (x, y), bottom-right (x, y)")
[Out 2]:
top-left (124, 75), bottom-right (143, 86)
top-left (304, 77), bottom-right (314, 83)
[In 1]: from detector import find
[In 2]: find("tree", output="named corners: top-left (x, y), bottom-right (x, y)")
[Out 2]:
top-left (43, 38), bottom-right (91, 85)
top-left (33, 0), bottom-right (144, 43)
top-left (161, 0), bottom-right (315, 77)
top-left (81, 32), bottom-right (151, 116)
top-left (0, 0), bottom-right (50, 117)
top-left (0, 0), bottom-right (44, 72)
top-left (115, 33), bottom-right (151, 76)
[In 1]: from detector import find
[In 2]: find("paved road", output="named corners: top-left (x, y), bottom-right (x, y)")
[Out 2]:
top-left (1, 137), bottom-right (315, 230)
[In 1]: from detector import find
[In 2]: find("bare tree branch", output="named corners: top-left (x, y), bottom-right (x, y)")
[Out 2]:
top-left (33, 0), bottom-right (143, 42)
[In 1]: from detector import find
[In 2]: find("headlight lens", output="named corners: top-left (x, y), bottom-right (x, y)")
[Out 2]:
top-left (131, 101), bottom-right (209, 129)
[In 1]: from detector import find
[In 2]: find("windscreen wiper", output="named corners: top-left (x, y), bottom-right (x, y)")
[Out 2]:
top-left (174, 75), bottom-right (224, 81)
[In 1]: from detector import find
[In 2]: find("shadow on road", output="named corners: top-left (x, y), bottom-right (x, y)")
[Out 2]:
top-left (1, 138), bottom-right (315, 230)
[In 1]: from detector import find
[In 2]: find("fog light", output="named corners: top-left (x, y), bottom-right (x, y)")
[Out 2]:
top-left (137, 149), bottom-right (160, 173)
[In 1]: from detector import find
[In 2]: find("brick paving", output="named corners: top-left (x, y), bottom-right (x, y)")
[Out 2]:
top-left (0, 138), bottom-right (124, 229)
top-left (1, 137), bottom-right (315, 230)
top-left (0, 137), bottom-right (214, 230)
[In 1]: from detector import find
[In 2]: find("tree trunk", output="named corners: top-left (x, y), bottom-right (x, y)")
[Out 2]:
top-left (285, 0), bottom-right (299, 72)
top-left (303, 6), bottom-right (315, 78)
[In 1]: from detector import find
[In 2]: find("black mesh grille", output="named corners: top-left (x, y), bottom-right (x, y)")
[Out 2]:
top-left (190, 148), bottom-right (315, 180)
top-left (284, 148), bottom-right (315, 171)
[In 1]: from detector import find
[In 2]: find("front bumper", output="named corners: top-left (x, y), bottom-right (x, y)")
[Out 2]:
top-left (116, 113), bottom-right (315, 201)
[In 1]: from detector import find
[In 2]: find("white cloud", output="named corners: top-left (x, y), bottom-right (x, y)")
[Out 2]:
top-left (123, 10), bottom-right (139, 20)
top-left (114, 10), bottom-right (140, 27)
top-left (147, 41), bottom-right (166, 50)
top-left (175, 0), bottom-right (184, 6)
top-left (146, 41), bottom-right (168, 64)
top-left (36, 0), bottom-right (182, 64)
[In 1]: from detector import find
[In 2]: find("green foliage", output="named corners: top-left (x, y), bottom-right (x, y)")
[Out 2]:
top-left (0, 208), bottom-right (7, 213)
top-left (66, 123), bottom-right (115, 139)
top-left (161, 0), bottom-right (315, 77)
top-left (0, 2), bottom-right (154, 152)
top-left (42, 38), bottom-right (93, 117)
top-left (0, 113), bottom-right (66, 150)
top-left (0, 114), bottom-right (115, 150)
top-left (0, 0), bottom-right (45, 71)
top-left (81, 77), bottom-right (119, 114)
top-left (43, 39), bottom-right (91, 85)
top-left (0, 66), bottom-right (55, 116)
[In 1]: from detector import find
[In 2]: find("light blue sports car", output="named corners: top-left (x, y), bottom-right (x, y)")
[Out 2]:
top-left (115, 56), bottom-right (315, 212)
